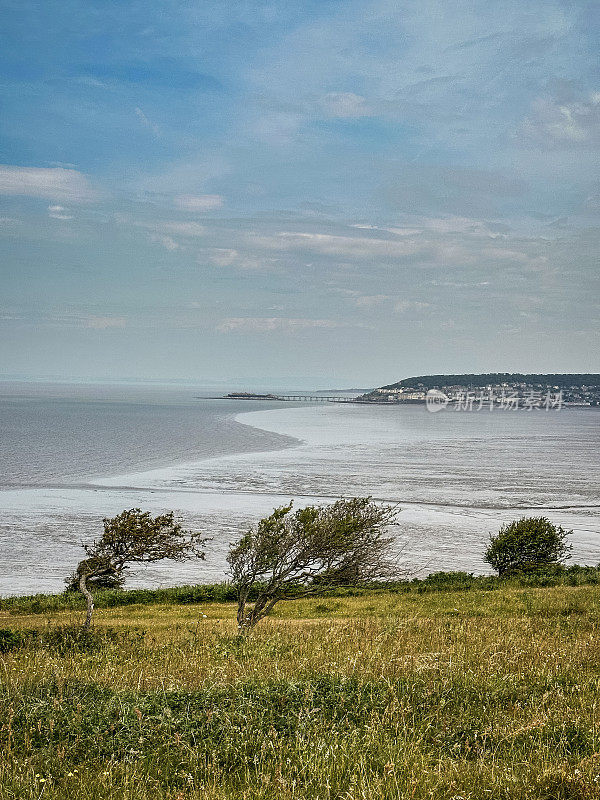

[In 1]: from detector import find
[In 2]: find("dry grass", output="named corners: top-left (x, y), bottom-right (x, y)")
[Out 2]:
top-left (2, 586), bottom-right (600, 798)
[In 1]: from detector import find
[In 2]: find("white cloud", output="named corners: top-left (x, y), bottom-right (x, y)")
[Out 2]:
top-left (381, 226), bottom-right (423, 237)
top-left (249, 231), bottom-right (425, 260)
top-left (484, 247), bottom-right (549, 269)
top-left (160, 221), bottom-right (205, 237)
top-left (146, 221), bottom-right (205, 248)
top-left (318, 92), bottom-right (372, 118)
top-left (48, 204), bottom-right (73, 220)
top-left (174, 194), bottom-right (224, 212)
top-left (209, 248), bottom-right (239, 266)
top-left (42, 312), bottom-right (128, 329)
top-left (135, 107), bottom-right (161, 138)
top-left (353, 294), bottom-right (391, 307)
top-left (393, 300), bottom-right (431, 313)
top-left (206, 248), bottom-right (279, 271)
top-left (519, 93), bottom-right (600, 147)
top-left (388, 215), bottom-right (503, 236)
top-left (217, 317), bottom-right (345, 333)
top-left (0, 166), bottom-right (98, 202)
top-left (151, 235), bottom-right (180, 251)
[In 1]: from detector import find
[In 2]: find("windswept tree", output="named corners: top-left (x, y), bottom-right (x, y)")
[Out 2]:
top-left (228, 497), bottom-right (401, 631)
top-left (67, 508), bottom-right (205, 629)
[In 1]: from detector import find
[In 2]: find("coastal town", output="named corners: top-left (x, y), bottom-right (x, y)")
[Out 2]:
top-left (356, 373), bottom-right (600, 407)
top-left (223, 374), bottom-right (600, 408)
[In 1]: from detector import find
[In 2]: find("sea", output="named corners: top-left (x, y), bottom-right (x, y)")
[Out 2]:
top-left (1, 381), bottom-right (599, 596)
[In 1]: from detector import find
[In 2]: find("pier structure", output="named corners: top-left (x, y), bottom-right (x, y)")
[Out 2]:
top-left (223, 393), bottom-right (357, 403)
top-left (271, 394), bottom-right (356, 403)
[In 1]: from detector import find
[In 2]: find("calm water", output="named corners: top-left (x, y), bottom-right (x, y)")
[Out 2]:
top-left (0, 383), bottom-right (295, 487)
top-left (1, 382), bottom-right (599, 595)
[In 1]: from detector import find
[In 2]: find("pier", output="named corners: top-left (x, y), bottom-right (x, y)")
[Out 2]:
top-left (270, 394), bottom-right (356, 403)
top-left (223, 393), bottom-right (357, 403)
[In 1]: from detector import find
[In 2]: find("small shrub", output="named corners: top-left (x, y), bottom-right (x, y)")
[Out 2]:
top-left (484, 517), bottom-right (572, 576)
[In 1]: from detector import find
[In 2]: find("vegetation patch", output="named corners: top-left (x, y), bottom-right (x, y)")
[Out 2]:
top-left (4, 565), bottom-right (600, 616)
top-left (3, 672), bottom-right (600, 797)
top-left (0, 625), bottom-right (145, 654)
top-left (2, 585), bottom-right (600, 798)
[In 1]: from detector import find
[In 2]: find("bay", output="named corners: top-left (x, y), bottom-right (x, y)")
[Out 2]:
top-left (1, 382), bottom-right (598, 595)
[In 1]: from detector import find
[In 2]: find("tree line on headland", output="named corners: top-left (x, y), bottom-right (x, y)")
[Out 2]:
top-left (381, 373), bottom-right (600, 390)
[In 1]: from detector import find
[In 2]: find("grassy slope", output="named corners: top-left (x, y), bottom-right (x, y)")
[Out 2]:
top-left (2, 586), bottom-right (600, 799)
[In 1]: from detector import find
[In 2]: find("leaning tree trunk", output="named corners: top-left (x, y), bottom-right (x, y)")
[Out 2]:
top-left (237, 593), bottom-right (279, 633)
top-left (236, 588), bottom-right (252, 632)
top-left (78, 573), bottom-right (94, 631)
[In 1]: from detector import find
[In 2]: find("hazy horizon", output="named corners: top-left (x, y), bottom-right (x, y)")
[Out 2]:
top-left (1, 369), bottom-right (599, 395)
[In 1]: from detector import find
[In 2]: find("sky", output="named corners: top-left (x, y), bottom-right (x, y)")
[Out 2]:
top-left (0, 0), bottom-right (599, 389)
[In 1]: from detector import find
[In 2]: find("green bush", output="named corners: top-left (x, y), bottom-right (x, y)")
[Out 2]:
top-left (484, 517), bottom-right (572, 576)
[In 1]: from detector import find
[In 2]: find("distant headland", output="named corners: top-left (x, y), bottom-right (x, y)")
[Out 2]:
top-left (357, 373), bottom-right (600, 406)
top-left (220, 374), bottom-right (600, 406)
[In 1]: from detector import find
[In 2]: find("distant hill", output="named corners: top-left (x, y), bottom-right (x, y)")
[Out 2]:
top-left (380, 373), bottom-right (600, 390)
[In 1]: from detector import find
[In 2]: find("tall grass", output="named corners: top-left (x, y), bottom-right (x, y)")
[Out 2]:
top-left (2, 585), bottom-right (600, 798)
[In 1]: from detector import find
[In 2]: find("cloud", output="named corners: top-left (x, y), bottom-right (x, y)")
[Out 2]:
top-left (151, 235), bottom-right (180, 251)
top-left (145, 221), bottom-right (206, 248)
top-left (160, 221), bottom-right (205, 237)
top-left (249, 231), bottom-right (426, 260)
top-left (334, 292), bottom-right (431, 314)
top-left (249, 110), bottom-right (304, 146)
top-left (173, 194), bottom-right (224, 212)
top-left (245, 0), bottom-right (576, 158)
top-left (387, 215), bottom-right (505, 237)
top-left (37, 312), bottom-right (128, 329)
top-left (85, 315), bottom-right (127, 329)
top-left (393, 300), bottom-right (431, 313)
top-left (47, 204), bottom-right (73, 220)
top-left (353, 294), bottom-right (391, 308)
top-left (217, 317), bottom-right (347, 333)
top-left (206, 248), bottom-right (280, 271)
top-left (245, 224), bottom-right (541, 270)
top-left (428, 279), bottom-right (490, 288)
top-left (135, 107), bottom-right (162, 138)
top-left (318, 92), bottom-right (373, 118)
top-left (0, 166), bottom-right (98, 202)
top-left (209, 248), bottom-right (238, 266)
top-left (121, 216), bottom-right (206, 241)
top-left (518, 92), bottom-right (600, 148)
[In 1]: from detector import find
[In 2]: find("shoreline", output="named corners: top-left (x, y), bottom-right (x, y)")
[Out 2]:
top-left (87, 403), bottom-right (306, 489)
top-left (0, 485), bottom-right (597, 597)
top-left (3, 479), bottom-right (600, 513)
top-left (1, 400), bottom-right (599, 596)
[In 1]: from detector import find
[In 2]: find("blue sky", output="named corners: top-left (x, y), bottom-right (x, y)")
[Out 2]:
top-left (0, 0), bottom-right (598, 387)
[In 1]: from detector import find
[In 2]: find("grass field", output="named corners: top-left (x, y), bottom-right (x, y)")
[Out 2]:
top-left (2, 585), bottom-right (600, 799)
